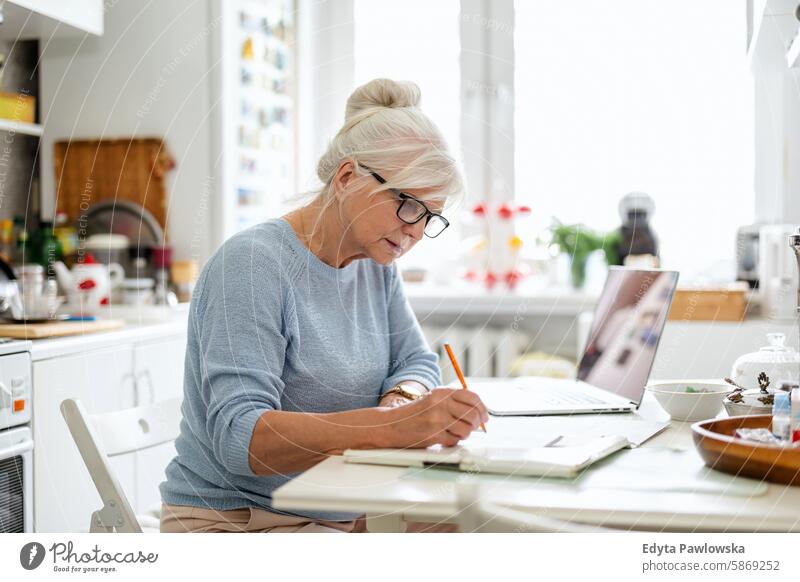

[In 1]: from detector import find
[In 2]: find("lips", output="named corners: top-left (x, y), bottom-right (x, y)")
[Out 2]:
top-left (383, 238), bottom-right (403, 256)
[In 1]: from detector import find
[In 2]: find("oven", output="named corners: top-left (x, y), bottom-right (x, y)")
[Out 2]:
top-left (0, 426), bottom-right (32, 532)
top-left (0, 343), bottom-right (33, 533)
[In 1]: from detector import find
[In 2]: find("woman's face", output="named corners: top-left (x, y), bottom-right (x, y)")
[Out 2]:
top-left (339, 169), bottom-right (445, 266)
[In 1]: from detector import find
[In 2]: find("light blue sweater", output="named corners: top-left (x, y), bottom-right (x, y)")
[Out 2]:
top-left (159, 218), bottom-right (441, 521)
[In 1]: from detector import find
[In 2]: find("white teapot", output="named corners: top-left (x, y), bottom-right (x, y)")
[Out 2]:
top-left (53, 256), bottom-right (124, 313)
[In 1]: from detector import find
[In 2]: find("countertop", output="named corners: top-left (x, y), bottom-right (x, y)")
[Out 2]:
top-left (27, 307), bottom-right (189, 362)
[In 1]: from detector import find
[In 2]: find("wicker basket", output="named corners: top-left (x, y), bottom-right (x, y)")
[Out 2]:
top-left (53, 137), bottom-right (175, 230)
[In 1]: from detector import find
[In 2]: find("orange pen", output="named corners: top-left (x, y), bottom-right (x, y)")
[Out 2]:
top-left (443, 343), bottom-right (487, 433)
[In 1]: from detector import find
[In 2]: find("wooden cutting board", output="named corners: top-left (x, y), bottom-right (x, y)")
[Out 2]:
top-left (53, 137), bottom-right (173, 230)
top-left (667, 285), bottom-right (748, 322)
top-left (0, 319), bottom-right (126, 339)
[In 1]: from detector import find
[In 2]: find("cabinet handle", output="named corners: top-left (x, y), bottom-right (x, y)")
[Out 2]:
top-left (135, 370), bottom-right (156, 405)
top-left (121, 372), bottom-right (137, 406)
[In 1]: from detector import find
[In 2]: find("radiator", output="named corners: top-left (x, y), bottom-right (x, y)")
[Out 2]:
top-left (421, 325), bottom-right (530, 384)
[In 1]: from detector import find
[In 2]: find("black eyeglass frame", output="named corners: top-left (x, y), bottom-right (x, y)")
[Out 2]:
top-left (360, 165), bottom-right (450, 238)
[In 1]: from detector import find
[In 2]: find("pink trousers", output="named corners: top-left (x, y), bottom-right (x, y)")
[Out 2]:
top-left (160, 503), bottom-right (457, 533)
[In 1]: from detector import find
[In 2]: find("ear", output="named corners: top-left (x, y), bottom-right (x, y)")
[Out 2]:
top-left (331, 160), bottom-right (357, 202)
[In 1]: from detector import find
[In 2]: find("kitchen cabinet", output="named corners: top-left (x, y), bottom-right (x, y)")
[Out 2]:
top-left (0, 0), bottom-right (103, 235)
top-left (131, 337), bottom-right (186, 515)
top-left (32, 331), bottom-right (186, 533)
top-left (32, 344), bottom-right (136, 533)
top-left (2, 0), bottom-right (103, 39)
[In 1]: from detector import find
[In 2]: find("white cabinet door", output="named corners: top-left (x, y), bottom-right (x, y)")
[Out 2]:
top-left (32, 345), bottom-right (136, 533)
top-left (132, 336), bottom-right (186, 514)
top-left (7, 0), bottom-right (103, 37)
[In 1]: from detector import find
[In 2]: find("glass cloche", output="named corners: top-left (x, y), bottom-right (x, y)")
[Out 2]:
top-left (730, 333), bottom-right (800, 393)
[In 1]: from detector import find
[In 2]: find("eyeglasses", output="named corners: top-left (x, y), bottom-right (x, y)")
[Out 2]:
top-left (361, 166), bottom-right (450, 238)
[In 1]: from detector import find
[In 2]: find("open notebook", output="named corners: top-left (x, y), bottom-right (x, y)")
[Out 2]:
top-left (343, 435), bottom-right (628, 479)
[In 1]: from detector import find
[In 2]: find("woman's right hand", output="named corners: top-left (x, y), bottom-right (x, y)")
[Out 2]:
top-left (384, 388), bottom-right (489, 448)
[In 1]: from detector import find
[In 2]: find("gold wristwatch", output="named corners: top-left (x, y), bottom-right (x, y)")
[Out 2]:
top-left (383, 383), bottom-right (425, 401)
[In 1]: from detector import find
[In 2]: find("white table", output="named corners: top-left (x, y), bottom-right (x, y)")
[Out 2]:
top-left (273, 394), bottom-right (800, 532)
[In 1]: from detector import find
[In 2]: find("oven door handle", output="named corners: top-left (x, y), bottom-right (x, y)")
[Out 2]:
top-left (0, 381), bottom-right (10, 409)
top-left (0, 438), bottom-right (33, 458)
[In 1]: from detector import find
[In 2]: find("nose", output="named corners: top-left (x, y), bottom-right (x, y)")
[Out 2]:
top-left (402, 218), bottom-right (426, 242)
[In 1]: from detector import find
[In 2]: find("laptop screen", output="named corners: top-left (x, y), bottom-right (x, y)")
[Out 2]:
top-left (577, 268), bottom-right (679, 404)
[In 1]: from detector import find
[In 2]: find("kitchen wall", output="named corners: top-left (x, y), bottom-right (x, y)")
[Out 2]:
top-left (754, 68), bottom-right (800, 225)
top-left (39, 0), bottom-right (216, 265)
top-left (295, 0), bottom-right (354, 191)
top-left (781, 68), bottom-right (800, 223)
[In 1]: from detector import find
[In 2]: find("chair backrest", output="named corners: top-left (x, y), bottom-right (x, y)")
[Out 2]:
top-left (60, 397), bottom-right (182, 533)
top-left (456, 482), bottom-right (623, 533)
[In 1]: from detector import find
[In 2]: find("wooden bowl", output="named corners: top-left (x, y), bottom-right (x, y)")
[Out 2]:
top-left (692, 415), bottom-right (800, 486)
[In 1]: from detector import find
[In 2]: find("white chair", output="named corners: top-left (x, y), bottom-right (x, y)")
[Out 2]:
top-left (456, 482), bottom-right (624, 533)
top-left (60, 397), bottom-right (181, 533)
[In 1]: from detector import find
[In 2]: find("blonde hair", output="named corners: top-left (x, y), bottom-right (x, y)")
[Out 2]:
top-left (315, 78), bottom-right (464, 207)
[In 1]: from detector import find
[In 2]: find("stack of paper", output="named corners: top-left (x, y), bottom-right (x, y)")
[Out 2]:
top-left (343, 434), bottom-right (629, 478)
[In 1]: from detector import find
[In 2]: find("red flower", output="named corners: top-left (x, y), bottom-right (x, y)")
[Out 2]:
top-left (497, 204), bottom-right (513, 220)
top-left (472, 203), bottom-right (487, 217)
top-left (78, 279), bottom-right (97, 290)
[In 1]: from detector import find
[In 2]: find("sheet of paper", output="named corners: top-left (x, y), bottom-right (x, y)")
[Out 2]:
top-left (453, 430), bottom-right (559, 452)
top-left (471, 414), bottom-right (667, 448)
top-left (344, 434), bottom-right (557, 466)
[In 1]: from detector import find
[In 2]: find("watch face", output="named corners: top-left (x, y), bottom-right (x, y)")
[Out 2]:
top-left (400, 385), bottom-right (424, 398)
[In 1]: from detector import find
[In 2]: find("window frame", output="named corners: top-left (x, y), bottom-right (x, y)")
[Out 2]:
top-left (299, 0), bottom-right (783, 255)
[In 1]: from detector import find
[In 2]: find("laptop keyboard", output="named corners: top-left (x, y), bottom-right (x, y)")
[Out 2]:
top-left (542, 390), bottom-right (606, 406)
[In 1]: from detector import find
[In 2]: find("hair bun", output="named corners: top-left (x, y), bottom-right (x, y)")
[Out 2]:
top-left (345, 78), bottom-right (421, 120)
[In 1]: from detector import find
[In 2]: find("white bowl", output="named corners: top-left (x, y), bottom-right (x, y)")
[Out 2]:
top-left (646, 380), bottom-right (731, 422)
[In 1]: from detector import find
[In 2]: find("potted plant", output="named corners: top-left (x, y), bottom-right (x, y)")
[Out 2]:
top-left (550, 221), bottom-right (622, 288)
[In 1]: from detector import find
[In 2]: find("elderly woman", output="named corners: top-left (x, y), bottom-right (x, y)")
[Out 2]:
top-left (159, 78), bottom-right (488, 533)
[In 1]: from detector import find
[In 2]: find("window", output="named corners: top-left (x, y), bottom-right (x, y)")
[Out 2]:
top-left (353, 0), bottom-right (462, 271)
top-left (514, 1), bottom-right (754, 281)
top-left (325, 1), bottom-right (756, 282)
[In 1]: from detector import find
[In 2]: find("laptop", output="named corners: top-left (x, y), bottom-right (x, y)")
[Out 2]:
top-left (470, 267), bottom-right (679, 416)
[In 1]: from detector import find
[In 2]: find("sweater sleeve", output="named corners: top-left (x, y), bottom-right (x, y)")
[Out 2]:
top-left (192, 233), bottom-right (291, 477)
top-left (380, 265), bottom-right (442, 395)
